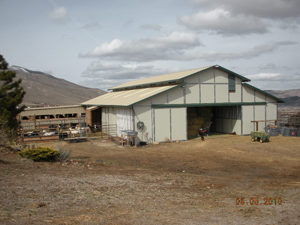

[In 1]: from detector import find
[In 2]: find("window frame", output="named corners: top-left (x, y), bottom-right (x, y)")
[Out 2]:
top-left (228, 74), bottom-right (236, 92)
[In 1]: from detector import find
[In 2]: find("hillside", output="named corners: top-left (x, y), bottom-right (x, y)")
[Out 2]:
top-left (278, 96), bottom-right (300, 108)
top-left (266, 89), bottom-right (300, 108)
top-left (10, 66), bottom-right (105, 107)
top-left (266, 89), bottom-right (300, 98)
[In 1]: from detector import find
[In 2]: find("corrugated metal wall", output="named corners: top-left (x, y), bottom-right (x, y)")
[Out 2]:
top-left (101, 107), bottom-right (117, 136)
top-left (183, 68), bottom-right (244, 104)
top-left (133, 88), bottom-right (187, 143)
top-left (241, 87), bottom-right (278, 134)
top-left (116, 108), bottom-right (134, 136)
top-left (153, 107), bottom-right (187, 142)
top-left (101, 107), bottom-right (134, 137)
top-left (133, 105), bottom-right (152, 142)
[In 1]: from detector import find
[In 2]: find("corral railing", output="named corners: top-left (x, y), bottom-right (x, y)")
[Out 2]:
top-left (89, 123), bottom-right (117, 139)
top-left (21, 118), bottom-right (86, 131)
top-left (19, 117), bottom-right (87, 142)
top-left (18, 120), bottom-right (119, 142)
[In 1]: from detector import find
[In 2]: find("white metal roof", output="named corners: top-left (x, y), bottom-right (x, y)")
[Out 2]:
top-left (81, 85), bottom-right (178, 106)
top-left (111, 67), bottom-right (209, 90)
top-left (110, 65), bottom-right (250, 91)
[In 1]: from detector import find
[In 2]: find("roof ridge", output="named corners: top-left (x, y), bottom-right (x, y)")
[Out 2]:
top-left (110, 66), bottom-right (211, 91)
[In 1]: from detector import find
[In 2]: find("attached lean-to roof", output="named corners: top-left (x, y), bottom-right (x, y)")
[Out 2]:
top-left (24, 105), bottom-right (82, 111)
top-left (81, 85), bottom-right (178, 107)
top-left (243, 83), bottom-right (284, 103)
top-left (110, 65), bottom-right (250, 91)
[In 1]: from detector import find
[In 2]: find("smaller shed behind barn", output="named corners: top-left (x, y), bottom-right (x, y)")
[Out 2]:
top-left (82, 65), bottom-right (283, 143)
top-left (19, 105), bottom-right (86, 130)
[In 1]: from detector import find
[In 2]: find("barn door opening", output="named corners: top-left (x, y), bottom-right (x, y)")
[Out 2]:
top-left (211, 106), bottom-right (241, 134)
top-left (187, 107), bottom-right (213, 139)
top-left (86, 106), bottom-right (102, 127)
top-left (187, 106), bottom-right (242, 139)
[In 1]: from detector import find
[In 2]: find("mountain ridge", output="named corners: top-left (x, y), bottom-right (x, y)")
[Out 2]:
top-left (266, 89), bottom-right (300, 108)
top-left (266, 89), bottom-right (300, 98)
top-left (9, 66), bottom-right (105, 107)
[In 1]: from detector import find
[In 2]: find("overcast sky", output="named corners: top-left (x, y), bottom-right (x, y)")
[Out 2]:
top-left (1, 0), bottom-right (300, 91)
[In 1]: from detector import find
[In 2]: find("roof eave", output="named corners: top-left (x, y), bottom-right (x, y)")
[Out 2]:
top-left (81, 103), bottom-right (131, 107)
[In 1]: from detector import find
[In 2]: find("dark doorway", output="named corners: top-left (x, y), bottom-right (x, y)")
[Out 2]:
top-left (187, 107), bottom-right (213, 139)
top-left (187, 106), bottom-right (241, 139)
top-left (91, 107), bottom-right (102, 125)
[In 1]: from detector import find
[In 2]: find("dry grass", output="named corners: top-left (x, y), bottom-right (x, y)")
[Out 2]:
top-left (0, 135), bottom-right (299, 224)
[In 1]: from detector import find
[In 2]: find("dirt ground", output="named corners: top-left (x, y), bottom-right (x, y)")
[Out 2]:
top-left (0, 135), bottom-right (300, 225)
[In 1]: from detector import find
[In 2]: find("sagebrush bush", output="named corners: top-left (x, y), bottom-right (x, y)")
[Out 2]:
top-left (19, 147), bottom-right (60, 161)
top-left (57, 148), bottom-right (70, 161)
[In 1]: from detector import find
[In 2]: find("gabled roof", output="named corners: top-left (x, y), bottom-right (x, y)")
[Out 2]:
top-left (243, 83), bottom-right (284, 103)
top-left (110, 65), bottom-right (250, 91)
top-left (81, 85), bottom-right (178, 107)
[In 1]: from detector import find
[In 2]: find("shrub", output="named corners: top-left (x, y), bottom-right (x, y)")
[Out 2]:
top-left (19, 147), bottom-right (60, 161)
top-left (57, 148), bottom-right (70, 161)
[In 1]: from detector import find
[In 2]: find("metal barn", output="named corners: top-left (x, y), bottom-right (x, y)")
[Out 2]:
top-left (82, 65), bottom-right (283, 143)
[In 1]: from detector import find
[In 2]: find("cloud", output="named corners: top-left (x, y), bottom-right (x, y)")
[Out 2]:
top-left (81, 61), bottom-right (172, 90)
top-left (258, 63), bottom-right (291, 71)
top-left (246, 72), bottom-right (300, 90)
top-left (80, 38), bottom-right (296, 64)
top-left (140, 24), bottom-right (162, 31)
top-left (83, 62), bottom-right (159, 80)
top-left (180, 0), bottom-right (300, 34)
top-left (195, 41), bottom-right (297, 61)
top-left (179, 8), bottom-right (267, 35)
top-left (80, 22), bottom-right (101, 30)
top-left (191, 0), bottom-right (300, 19)
top-left (49, 7), bottom-right (67, 22)
top-left (80, 32), bottom-right (202, 62)
top-left (247, 73), bottom-right (281, 81)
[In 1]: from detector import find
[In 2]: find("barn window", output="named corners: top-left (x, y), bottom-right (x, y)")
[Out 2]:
top-left (56, 114), bottom-right (64, 118)
top-left (228, 74), bottom-right (236, 92)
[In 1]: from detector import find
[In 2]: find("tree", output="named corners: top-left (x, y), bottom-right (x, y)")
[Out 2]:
top-left (0, 55), bottom-right (25, 143)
